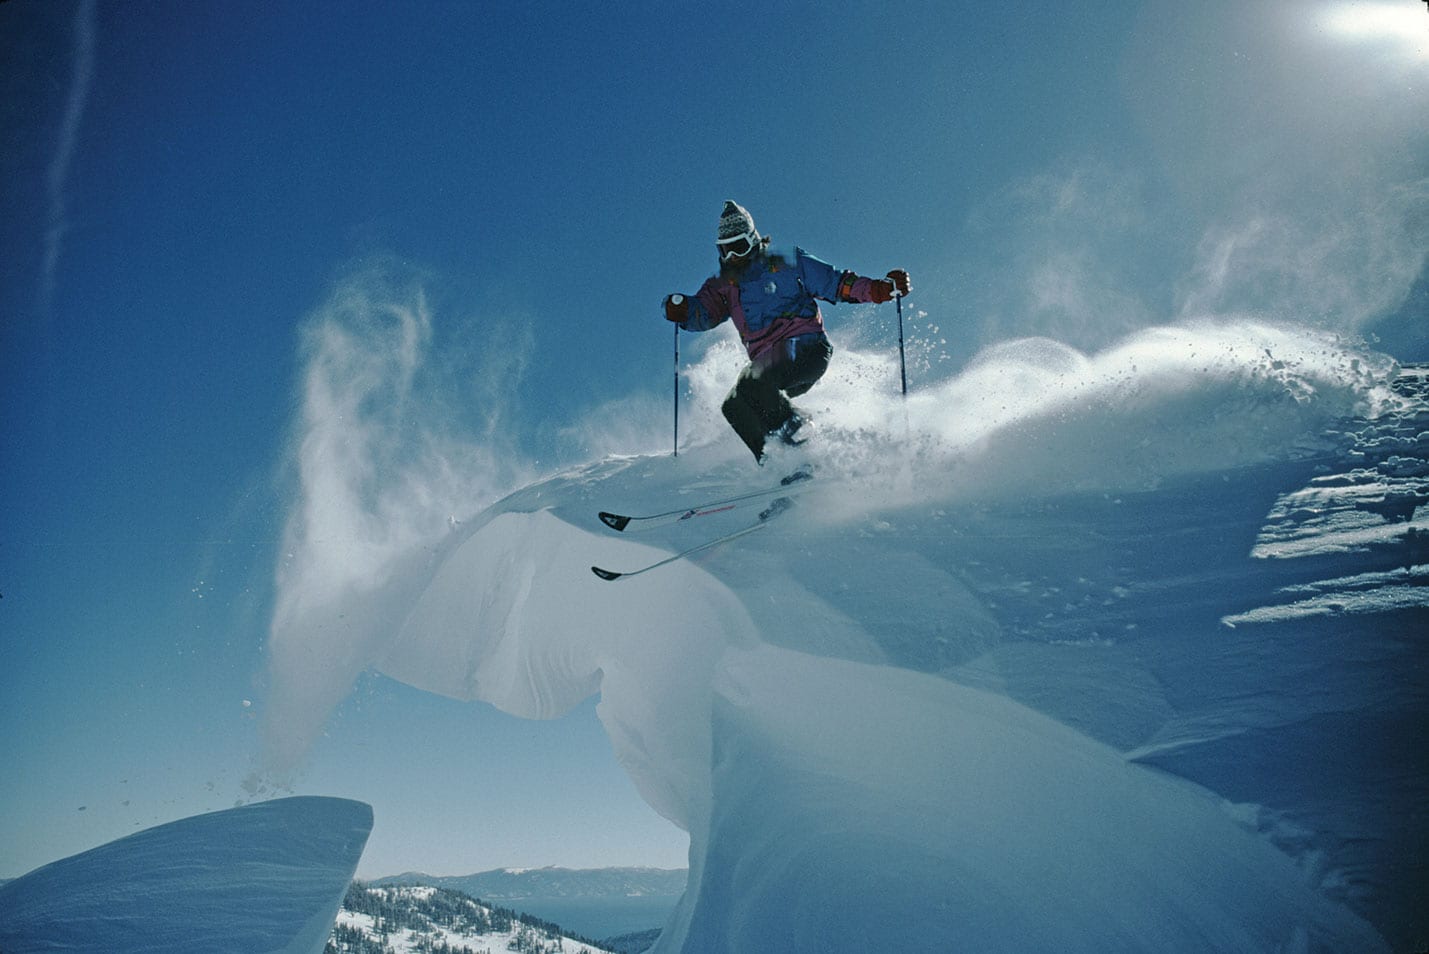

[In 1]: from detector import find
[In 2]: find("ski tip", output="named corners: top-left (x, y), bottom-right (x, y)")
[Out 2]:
top-left (598, 512), bottom-right (632, 532)
top-left (591, 565), bottom-right (624, 581)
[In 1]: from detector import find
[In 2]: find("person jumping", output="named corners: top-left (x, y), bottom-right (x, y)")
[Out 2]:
top-left (663, 200), bottom-right (912, 463)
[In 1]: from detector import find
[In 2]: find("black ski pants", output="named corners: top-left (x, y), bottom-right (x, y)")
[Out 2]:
top-left (722, 332), bottom-right (832, 461)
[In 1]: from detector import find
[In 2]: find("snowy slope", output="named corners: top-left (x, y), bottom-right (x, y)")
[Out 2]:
top-left (371, 867), bottom-right (686, 940)
top-left (265, 322), bottom-right (1426, 953)
top-left (330, 883), bottom-right (612, 954)
top-left (0, 796), bottom-right (373, 954)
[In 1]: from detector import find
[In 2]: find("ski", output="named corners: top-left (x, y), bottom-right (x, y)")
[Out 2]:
top-left (591, 496), bottom-right (795, 582)
top-left (598, 468), bottom-right (814, 533)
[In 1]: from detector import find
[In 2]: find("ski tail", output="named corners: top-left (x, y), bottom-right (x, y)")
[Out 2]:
top-left (597, 466), bottom-right (813, 533)
top-left (590, 492), bottom-right (796, 582)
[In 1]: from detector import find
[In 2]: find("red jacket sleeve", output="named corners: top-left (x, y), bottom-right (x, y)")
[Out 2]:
top-left (682, 276), bottom-right (732, 332)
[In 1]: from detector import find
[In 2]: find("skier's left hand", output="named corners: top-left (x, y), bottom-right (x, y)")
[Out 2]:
top-left (886, 269), bottom-right (911, 298)
top-left (869, 270), bottom-right (911, 303)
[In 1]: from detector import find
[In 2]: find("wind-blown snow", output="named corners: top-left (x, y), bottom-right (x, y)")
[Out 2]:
top-left (259, 313), bottom-right (1425, 952)
top-left (0, 796), bottom-right (372, 954)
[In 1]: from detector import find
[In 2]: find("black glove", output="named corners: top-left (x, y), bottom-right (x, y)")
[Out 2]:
top-left (886, 269), bottom-right (911, 298)
top-left (664, 294), bottom-right (689, 323)
top-left (869, 270), bottom-right (911, 303)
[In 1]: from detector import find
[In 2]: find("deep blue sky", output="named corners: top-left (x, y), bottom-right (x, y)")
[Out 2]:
top-left (2, 0), bottom-right (1424, 878)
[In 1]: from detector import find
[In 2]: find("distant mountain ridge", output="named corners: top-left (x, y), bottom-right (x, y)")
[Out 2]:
top-left (374, 866), bottom-right (686, 901)
top-left (371, 867), bottom-right (686, 942)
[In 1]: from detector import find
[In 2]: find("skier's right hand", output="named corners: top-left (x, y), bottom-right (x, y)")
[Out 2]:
top-left (664, 294), bottom-right (689, 323)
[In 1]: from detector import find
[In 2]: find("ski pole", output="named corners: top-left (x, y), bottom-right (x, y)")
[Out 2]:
top-left (673, 320), bottom-right (680, 457)
top-left (896, 292), bottom-right (908, 397)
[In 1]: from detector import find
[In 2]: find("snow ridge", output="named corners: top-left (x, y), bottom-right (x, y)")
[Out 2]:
top-left (263, 324), bottom-right (1424, 952)
top-left (0, 796), bottom-right (372, 954)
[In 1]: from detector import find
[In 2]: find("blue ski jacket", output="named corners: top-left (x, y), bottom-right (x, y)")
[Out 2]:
top-left (678, 247), bottom-right (882, 365)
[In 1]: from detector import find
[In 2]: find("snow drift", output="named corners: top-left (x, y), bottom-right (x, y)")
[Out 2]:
top-left (260, 311), bottom-right (1426, 952)
top-left (0, 796), bottom-right (373, 954)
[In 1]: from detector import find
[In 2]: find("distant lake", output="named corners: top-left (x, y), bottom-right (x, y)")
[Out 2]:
top-left (514, 894), bottom-right (680, 940)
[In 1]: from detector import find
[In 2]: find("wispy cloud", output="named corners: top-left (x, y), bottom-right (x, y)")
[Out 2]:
top-left (40, 0), bottom-right (97, 313)
top-left (950, 160), bottom-right (1160, 354)
top-left (1176, 180), bottom-right (1429, 327)
top-left (1124, 0), bottom-right (1429, 331)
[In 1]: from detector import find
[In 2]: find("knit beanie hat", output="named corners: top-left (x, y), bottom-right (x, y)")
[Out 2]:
top-left (717, 200), bottom-right (759, 242)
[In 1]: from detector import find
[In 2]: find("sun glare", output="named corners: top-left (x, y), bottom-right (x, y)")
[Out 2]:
top-left (1320, 1), bottom-right (1428, 58)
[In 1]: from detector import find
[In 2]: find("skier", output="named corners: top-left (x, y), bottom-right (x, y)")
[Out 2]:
top-left (664, 200), bottom-right (911, 463)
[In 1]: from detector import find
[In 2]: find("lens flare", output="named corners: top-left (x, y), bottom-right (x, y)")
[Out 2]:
top-left (1319, 1), bottom-right (1428, 59)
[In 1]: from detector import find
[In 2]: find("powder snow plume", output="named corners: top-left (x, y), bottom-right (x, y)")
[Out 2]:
top-left (252, 263), bottom-right (533, 785)
top-left (680, 316), bottom-right (1400, 512)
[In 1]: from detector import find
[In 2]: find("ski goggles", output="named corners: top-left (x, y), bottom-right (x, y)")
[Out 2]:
top-left (716, 230), bottom-right (760, 261)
